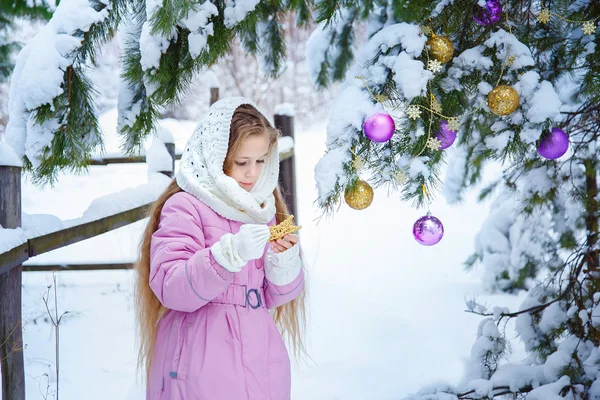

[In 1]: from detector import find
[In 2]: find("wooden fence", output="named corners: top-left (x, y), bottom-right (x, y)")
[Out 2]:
top-left (0, 94), bottom-right (297, 400)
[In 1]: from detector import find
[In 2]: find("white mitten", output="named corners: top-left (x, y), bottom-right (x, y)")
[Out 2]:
top-left (265, 243), bottom-right (302, 285)
top-left (210, 224), bottom-right (270, 272)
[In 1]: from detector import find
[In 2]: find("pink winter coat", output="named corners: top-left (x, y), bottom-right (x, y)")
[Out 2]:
top-left (146, 191), bottom-right (304, 400)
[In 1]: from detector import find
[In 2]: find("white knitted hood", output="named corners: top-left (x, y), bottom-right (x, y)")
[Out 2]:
top-left (175, 97), bottom-right (279, 223)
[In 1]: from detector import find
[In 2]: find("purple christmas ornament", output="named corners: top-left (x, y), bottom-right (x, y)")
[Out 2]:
top-left (436, 120), bottom-right (457, 150)
top-left (363, 113), bottom-right (395, 143)
top-left (473, 0), bottom-right (503, 26)
top-left (413, 212), bottom-right (444, 246)
top-left (537, 128), bottom-right (569, 160)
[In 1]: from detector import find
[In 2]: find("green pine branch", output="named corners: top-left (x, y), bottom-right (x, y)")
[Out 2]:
top-left (255, 1), bottom-right (286, 77)
top-left (237, 10), bottom-right (260, 54)
top-left (289, 0), bottom-right (313, 26)
top-left (118, 0), bottom-right (156, 153)
top-left (19, 0), bottom-right (127, 184)
top-left (330, 7), bottom-right (355, 81)
top-left (30, 67), bottom-right (100, 185)
top-left (121, 0), bottom-right (234, 152)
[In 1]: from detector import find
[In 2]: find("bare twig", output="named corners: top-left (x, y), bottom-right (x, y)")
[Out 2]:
top-left (42, 273), bottom-right (69, 400)
top-left (38, 372), bottom-right (50, 400)
top-left (466, 256), bottom-right (587, 320)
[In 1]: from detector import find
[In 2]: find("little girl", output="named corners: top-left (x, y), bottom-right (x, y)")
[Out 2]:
top-left (134, 97), bottom-right (306, 400)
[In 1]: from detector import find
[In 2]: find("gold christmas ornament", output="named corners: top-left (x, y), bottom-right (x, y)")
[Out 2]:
top-left (344, 180), bottom-right (374, 210)
top-left (269, 215), bottom-right (302, 241)
top-left (426, 34), bottom-right (454, 64)
top-left (582, 21), bottom-right (597, 35)
top-left (505, 55), bottom-right (517, 66)
top-left (352, 155), bottom-right (365, 172)
top-left (420, 25), bottom-right (433, 36)
top-left (393, 170), bottom-right (409, 185)
top-left (407, 105), bottom-right (422, 120)
top-left (427, 59), bottom-right (443, 73)
top-left (487, 85), bottom-right (520, 116)
top-left (430, 94), bottom-right (442, 113)
top-left (537, 8), bottom-right (551, 24)
top-left (447, 117), bottom-right (460, 131)
top-left (426, 137), bottom-right (442, 151)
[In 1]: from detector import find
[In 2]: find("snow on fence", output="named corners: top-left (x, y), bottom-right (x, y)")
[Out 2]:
top-left (0, 109), bottom-right (296, 400)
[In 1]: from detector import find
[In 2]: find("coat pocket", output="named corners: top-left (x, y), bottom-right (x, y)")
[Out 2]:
top-left (170, 318), bottom-right (191, 381)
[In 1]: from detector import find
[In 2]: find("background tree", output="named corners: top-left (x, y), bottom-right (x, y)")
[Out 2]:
top-left (308, 1), bottom-right (599, 398)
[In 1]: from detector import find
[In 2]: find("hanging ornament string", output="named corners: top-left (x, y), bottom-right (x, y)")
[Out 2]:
top-left (422, 183), bottom-right (431, 211)
top-left (493, 14), bottom-right (517, 88)
top-left (537, 5), bottom-right (599, 35)
top-left (415, 52), bottom-right (436, 158)
top-left (494, 15), bottom-right (515, 83)
top-left (415, 81), bottom-right (442, 157)
top-left (350, 146), bottom-right (366, 172)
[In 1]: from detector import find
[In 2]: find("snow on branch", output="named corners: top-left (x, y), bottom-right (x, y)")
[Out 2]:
top-left (5, 0), bottom-right (126, 183)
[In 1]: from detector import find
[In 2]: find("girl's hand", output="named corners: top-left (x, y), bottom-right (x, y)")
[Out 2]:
top-left (271, 234), bottom-right (299, 253)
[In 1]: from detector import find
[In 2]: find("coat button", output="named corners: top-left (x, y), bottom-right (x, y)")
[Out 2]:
top-left (256, 260), bottom-right (263, 269)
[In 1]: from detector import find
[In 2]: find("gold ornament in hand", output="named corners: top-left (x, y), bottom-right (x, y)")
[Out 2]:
top-left (269, 215), bottom-right (302, 241)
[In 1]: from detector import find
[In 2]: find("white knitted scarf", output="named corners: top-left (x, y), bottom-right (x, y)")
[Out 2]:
top-left (175, 97), bottom-right (279, 224)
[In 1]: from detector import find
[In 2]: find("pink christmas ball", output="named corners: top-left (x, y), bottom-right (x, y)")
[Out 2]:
top-left (436, 120), bottom-right (457, 150)
top-left (537, 128), bottom-right (569, 160)
top-left (363, 113), bottom-right (395, 143)
top-left (413, 213), bottom-right (444, 246)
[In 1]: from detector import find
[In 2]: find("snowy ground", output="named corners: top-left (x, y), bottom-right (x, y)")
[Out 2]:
top-left (17, 111), bottom-right (526, 400)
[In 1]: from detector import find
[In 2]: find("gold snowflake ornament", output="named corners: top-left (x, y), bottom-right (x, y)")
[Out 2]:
top-left (426, 137), bottom-right (442, 151)
top-left (407, 105), bottom-right (422, 120)
top-left (505, 55), bottom-right (517, 67)
top-left (582, 21), bottom-right (597, 35)
top-left (427, 59), bottom-right (443, 73)
top-left (537, 8), bottom-right (551, 24)
top-left (269, 215), bottom-right (302, 242)
top-left (429, 94), bottom-right (441, 112)
top-left (353, 156), bottom-right (365, 172)
top-left (420, 25), bottom-right (432, 36)
top-left (447, 117), bottom-right (460, 131)
top-left (393, 170), bottom-right (409, 185)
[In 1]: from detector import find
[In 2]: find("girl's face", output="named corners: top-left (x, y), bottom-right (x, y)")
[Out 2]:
top-left (226, 134), bottom-right (270, 192)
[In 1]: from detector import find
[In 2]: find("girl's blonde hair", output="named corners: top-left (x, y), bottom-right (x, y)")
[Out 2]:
top-left (134, 104), bottom-right (307, 377)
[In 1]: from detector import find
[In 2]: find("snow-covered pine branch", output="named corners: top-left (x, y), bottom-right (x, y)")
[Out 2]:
top-left (313, 21), bottom-right (436, 211)
top-left (5, 0), bottom-right (127, 183)
top-left (465, 189), bottom-right (561, 292)
top-left (5, 0), bottom-right (317, 182)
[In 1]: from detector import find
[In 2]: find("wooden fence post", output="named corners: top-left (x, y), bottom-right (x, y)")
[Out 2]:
top-left (274, 114), bottom-right (297, 221)
top-left (0, 165), bottom-right (25, 400)
top-left (210, 87), bottom-right (219, 106)
top-left (159, 142), bottom-right (176, 178)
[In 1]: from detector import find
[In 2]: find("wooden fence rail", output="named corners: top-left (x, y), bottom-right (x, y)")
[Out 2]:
top-left (0, 106), bottom-right (297, 400)
top-left (87, 148), bottom-right (294, 168)
top-left (1, 148), bottom-right (293, 275)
